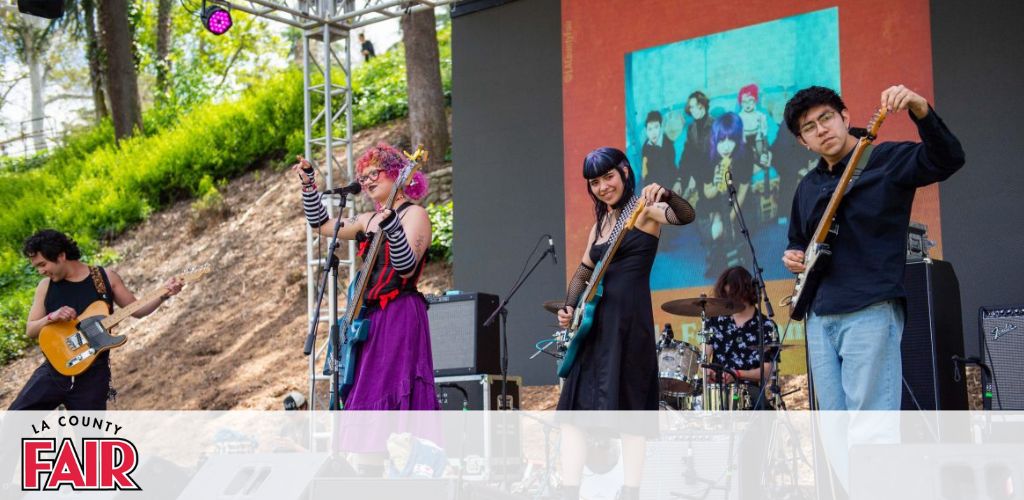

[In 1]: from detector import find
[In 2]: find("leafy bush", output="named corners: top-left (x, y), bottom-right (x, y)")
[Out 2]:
top-left (0, 23), bottom-right (454, 365)
top-left (426, 201), bottom-right (453, 263)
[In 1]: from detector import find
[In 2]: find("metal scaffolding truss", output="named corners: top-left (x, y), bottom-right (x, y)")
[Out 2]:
top-left (210, 0), bottom-right (452, 420)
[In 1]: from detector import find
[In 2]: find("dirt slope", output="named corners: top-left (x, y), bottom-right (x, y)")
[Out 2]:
top-left (0, 119), bottom-right (452, 410)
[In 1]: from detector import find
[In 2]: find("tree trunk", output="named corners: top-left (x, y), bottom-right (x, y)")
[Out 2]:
top-left (400, 8), bottom-right (449, 171)
top-left (155, 0), bottom-right (173, 101)
top-left (98, 0), bottom-right (142, 140)
top-left (82, 0), bottom-right (109, 121)
top-left (19, 23), bottom-right (48, 153)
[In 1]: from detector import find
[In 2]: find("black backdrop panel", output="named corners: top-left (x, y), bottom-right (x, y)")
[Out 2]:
top-left (931, 0), bottom-right (1024, 357)
top-left (451, 0), bottom-right (565, 385)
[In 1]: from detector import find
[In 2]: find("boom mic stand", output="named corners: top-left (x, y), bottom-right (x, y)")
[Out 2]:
top-left (483, 236), bottom-right (558, 410)
top-left (724, 169), bottom-right (782, 410)
top-left (303, 192), bottom-right (352, 411)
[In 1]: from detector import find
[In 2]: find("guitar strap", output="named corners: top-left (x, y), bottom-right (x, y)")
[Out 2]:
top-left (89, 266), bottom-right (115, 314)
top-left (842, 144), bottom-right (875, 196)
top-left (827, 144), bottom-right (876, 238)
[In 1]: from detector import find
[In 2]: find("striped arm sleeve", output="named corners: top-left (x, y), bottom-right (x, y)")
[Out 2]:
top-left (301, 184), bottom-right (330, 228)
top-left (379, 213), bottom-right (417, 274)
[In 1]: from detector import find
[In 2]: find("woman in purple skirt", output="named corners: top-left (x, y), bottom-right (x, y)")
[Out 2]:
top-left (293, 143), bottom-right (439, 461)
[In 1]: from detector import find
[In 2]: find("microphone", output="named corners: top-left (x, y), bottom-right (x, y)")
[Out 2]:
top-left (323, 181), bottom-right (362, 195)
top-left (547, 235), bottom-right (558, 264)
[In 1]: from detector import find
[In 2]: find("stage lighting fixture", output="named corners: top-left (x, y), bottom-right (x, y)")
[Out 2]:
top-left (201, 1), bottom-right (233, 36)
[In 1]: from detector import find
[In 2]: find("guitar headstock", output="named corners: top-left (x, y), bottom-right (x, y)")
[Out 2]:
top-left (624, 199), bottom-right (647, 231)
top-left (865, 106), bottom-right (888, 141)
top-left (176, 264), bottom-right (211, 283)
top-left (397, 146), bottom-right (427, 189)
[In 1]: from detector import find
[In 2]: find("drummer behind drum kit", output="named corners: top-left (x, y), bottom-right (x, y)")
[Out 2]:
top-left (539, 295), bottom-right (794, 411)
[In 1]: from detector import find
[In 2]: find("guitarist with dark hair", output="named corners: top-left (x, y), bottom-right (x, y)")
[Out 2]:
top-left (782, 85), bottom-right (965, 414)
top-left (9, 229), bottom-right (184, 411)
top-left (555, 146), bottom-right (694, 500)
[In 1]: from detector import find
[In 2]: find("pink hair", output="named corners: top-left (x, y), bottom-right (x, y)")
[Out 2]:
top-left (738, 83), bottom-right (759, 104)
top-left (355, 142), bottom-right (429, 201)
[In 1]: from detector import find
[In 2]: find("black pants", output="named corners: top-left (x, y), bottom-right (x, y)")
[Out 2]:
top-left (8, 358), bottom-right (111, 411)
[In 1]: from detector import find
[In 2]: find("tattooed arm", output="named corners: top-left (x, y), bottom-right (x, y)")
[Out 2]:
top-left (379, 204), bottom-right (431, 278)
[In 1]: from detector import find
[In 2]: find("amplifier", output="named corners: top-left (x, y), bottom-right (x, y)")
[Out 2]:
top-left (426, 293), bottom-right (500, 376)
top-left (900, 259), bottom-right (968, 410)
top-left (980, 304), bottom-right (1024, 409)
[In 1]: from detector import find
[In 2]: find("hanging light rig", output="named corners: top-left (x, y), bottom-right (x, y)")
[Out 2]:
top-left (201, 0), bottom-right (233, 35)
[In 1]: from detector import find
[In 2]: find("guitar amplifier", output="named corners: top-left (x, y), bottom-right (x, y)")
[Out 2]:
top-left (980, 304), bottom-right (1024, 410)
top-left (426, 293), bottom-right (500, 376)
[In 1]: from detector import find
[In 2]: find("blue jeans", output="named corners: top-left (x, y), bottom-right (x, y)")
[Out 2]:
top-left (806, 300), bottom-right (905, 411)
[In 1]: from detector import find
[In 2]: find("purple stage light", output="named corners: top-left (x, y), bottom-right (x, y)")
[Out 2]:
top-left (201, 5), bottom-right (232, 35)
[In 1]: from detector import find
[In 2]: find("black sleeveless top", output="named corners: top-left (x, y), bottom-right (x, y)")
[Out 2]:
top-left (358, 203), bottom-right (426, 309)
top-left (44, 266), bottom-right (114, 366)
top-left (44, 267), bottom-right (113, 316)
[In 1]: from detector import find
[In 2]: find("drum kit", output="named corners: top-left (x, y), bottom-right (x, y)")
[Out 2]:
top-left (541, 294), bottom-right (793, 412)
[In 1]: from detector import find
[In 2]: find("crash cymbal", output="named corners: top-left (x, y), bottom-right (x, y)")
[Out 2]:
top-left (543, 300), bottom-right (567, 315)
top-left (661, 296), bottom-right (742, 317)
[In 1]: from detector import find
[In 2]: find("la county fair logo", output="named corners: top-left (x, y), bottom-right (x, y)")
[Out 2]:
top-left (21, 415), bottom-right (141, 492)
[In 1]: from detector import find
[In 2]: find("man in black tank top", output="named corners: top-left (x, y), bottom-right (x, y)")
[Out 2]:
top-left (8, 230), bottom-right (183, 410)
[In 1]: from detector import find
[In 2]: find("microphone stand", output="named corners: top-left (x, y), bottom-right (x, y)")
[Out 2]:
top-left (483, 241), bottom-right (557, 411)
top-left (303, 192), bottom-right (351, 411)
top-left (724, 170), bottom-right (780, 410)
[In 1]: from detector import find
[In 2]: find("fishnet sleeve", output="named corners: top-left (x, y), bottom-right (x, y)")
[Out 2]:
top-left (663, 190), bottom-right (696, 225)
top-left (564, 262), bottom-right (594, 310)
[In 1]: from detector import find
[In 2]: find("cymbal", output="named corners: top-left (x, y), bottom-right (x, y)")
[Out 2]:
top-left (543, 300), bottom-right (567, 315)
top-left (661, 296), bottom-right (742, 317)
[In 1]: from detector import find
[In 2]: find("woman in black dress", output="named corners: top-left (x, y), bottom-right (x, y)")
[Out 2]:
top-left (556, 147), bottom-right (695, 500)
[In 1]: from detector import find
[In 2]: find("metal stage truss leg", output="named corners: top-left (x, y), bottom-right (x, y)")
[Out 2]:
top-left (202, 0), bottom-right (452, 455)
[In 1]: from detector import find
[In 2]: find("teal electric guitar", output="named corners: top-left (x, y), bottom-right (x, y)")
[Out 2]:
top-left (557, 196), bottom-right (646, 378)
top-left (332, 147), bottom-right (426, 408)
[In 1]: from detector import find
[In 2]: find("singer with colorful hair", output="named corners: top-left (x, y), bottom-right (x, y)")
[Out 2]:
top-left (292, 142), bottom-right (438, 417)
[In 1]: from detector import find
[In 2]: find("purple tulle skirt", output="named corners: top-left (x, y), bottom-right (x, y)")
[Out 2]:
top-left (338, 293), bottom-right (440, 452)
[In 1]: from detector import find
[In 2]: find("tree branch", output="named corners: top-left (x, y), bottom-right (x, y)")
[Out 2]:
top-left (45, 93), bottom-right (92, 105)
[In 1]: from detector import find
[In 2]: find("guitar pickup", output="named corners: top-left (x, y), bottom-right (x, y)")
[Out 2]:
top-left (65, 332), bottom-right (89, 350)
top-left (66, 348), bottom-right (96, 368)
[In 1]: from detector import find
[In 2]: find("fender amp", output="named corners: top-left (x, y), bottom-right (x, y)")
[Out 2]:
top-left (426, 293), bottom-right (500, 376)
top-left (980, 304), bottom-right (1024, 409)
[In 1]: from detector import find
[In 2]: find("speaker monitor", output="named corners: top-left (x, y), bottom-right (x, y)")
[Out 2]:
top-left (900, 259), bottom-right (968, 410)
top-left (980, 304), bottom-right (1024, 410)
top-left (17, 0), bottom-right (64, 19)
top-left (426, 292), bottom-right (500, 376)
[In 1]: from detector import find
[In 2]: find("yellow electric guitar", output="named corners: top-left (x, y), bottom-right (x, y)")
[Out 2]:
top-left (38, 265), bottom-right (210, 376)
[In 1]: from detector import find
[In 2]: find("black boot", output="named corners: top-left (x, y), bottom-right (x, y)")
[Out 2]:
top-left (617, 485), bottom-right (640, 500)
top-left (560, 484), bottom-right (580, 500)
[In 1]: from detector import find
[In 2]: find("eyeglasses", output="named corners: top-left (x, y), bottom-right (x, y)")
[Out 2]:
top-left (357, 168), bottom-right (383, 184)
top-left (799, 110), bottom-right (838, 136)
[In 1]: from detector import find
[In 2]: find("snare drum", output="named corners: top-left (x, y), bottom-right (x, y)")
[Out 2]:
top-left (657, 341), bottom-right (701, 396)
top-left (702, 383), bottom-right (757, 411)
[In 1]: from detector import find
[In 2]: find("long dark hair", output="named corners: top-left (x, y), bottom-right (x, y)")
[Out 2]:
top-left (582, 147), bottom-right (636, 238)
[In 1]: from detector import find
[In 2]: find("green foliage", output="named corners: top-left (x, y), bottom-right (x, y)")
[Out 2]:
top-left (0, 20), bottom-right (454, 366)
top-left (349, 22), bottom-right (452, 131)
top-left (426, 201), bottom-right (453, 263)
top-left (0, 70), bottom-right (304, 362)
